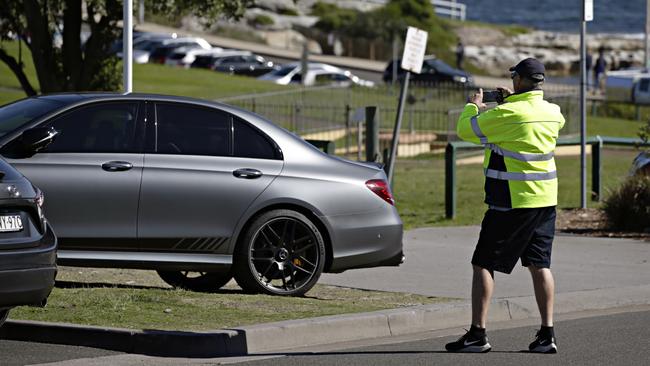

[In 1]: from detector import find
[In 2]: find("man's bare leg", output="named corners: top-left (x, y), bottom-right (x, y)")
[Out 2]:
top-left (471, 265), bottom-right (494, 328)
top-left (528, 265), bottom-right (555, 326)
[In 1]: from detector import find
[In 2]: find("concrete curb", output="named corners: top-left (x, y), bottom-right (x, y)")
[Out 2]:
top-left (2, 285), bottom-right (649, 357)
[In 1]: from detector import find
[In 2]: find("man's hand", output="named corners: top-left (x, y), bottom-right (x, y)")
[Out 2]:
top-left (497, 87), bottom-right (513, 103)
top-left (469, 88), bottom-right (487, 109)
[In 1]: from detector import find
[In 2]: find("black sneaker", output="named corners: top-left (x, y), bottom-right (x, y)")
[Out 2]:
top-left (528, 330), bottom-right (558, 354)
top-left (445, 329), bottom-right (492, 353)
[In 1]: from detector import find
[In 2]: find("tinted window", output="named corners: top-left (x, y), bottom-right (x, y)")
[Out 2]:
top-left (0, 98), bottom-right (66, 137)
top-left (233, 118), bottom-right (279, 160)
top-left (43, 102), bottom-right (139, 153)
top-left (156, 103), bottom-right (230, 156)
top-left (270, 65), bottom-right (296, 77)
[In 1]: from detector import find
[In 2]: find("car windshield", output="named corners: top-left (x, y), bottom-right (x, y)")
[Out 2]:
top-left (0, 98), bottom-right (65, 137)
top-left (268, 65), bottom-right (295, 77)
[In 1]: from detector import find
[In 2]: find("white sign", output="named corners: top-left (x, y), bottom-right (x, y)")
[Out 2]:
top-left (584, 0), bottom-right (593, 22)
top-left (401, 27), bottom-right (428, 74)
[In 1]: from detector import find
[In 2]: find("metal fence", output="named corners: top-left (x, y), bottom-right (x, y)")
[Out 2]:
top-left (219, 82), bottom-right (580, 161)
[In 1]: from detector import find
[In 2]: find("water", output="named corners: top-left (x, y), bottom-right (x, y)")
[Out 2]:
top-left (461, 0), bottom-right (646, 34)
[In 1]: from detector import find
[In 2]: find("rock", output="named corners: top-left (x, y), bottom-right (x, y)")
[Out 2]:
top-left (164, 308), bottom-right (172, 314)
top-left (260, 29), bottom-right (322, 54)
top-left (255, 0), bottom-right (300, 14)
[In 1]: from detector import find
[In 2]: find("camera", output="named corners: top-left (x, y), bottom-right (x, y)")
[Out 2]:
top-left (482, 90), bottom-right (504, 104)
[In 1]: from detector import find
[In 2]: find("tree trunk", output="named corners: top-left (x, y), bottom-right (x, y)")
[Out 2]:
top-left (62, 0), bottom-right (83, 90)
top-left (23, 0), bottom-right (64, 93)
top-left (0, 48), bottom-right (37, 96)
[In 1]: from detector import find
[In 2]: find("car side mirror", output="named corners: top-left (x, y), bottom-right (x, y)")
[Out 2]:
top-left (1, 127), bottom-right (59, 159)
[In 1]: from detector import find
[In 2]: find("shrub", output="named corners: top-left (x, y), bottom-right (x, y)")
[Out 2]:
top-left (249, 14), bottom-right (274, 27)
top-left (602, 174), bottom-right (650, 232)
top-left (277, 7), bottom-right (299, 16)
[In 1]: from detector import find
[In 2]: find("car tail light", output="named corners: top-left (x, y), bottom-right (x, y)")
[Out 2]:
top-left (366, 179), bottom-right (394, 205)
top-left (35, 188), bottom-right (45, 208)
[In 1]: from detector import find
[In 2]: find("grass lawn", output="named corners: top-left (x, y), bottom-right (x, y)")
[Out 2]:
top-left (393, 148), bottom-right (640, 229)
top-left (11, 267), bottom-right (444, 331)
top-left (0, 40), bottom-right (289, 106)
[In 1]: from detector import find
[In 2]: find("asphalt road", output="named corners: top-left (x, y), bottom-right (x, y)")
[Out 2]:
top-left (2, 308), bottom-right (648, 365)
top-left (237, 309), bottom-right (650, 366)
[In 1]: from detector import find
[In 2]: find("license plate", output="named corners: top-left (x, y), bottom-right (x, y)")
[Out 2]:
top-left (0, 215), bottom-right (23, 232)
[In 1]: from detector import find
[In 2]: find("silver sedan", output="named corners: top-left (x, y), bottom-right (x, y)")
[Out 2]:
top-left (0, 94), bottom-right (403, 296)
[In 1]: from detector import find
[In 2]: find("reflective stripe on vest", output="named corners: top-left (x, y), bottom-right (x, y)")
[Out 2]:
top-left (486, 143), bottom-right (554, 162)
top-left (484, 169), bottom-right (557, 181)
top-left (470, 115), bottom-right (488, 144)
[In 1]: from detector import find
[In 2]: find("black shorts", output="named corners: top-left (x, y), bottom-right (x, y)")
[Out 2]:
top-left (471, 206), bottom-right (556, 274)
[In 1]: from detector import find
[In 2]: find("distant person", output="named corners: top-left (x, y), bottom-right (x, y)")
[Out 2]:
top-left (586, 50), bottom-right (593, 90)
top-left (448, 58), bottom-right (565, 354)
top-left (456, 40), bottom-right (465, 70)
top-left (594, 47), bottom-right (607, 92)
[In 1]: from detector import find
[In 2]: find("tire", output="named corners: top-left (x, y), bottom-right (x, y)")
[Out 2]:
top-left (157, 271), bottom-right (233, 292)
top-left (233, 209), bottom-right (326, 296)
top-left (0, 309), bottom-right (9, 328)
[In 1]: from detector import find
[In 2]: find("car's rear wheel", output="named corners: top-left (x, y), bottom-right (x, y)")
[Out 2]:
top-left (0, 309), bottom-right (8, 328)
top-left (157, 271), bottom-right (232, 292)
top-left (234, 209), bottom-right (326, 296)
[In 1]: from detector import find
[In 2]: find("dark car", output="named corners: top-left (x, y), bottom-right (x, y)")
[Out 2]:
top-left (0, 94), bottom-right (403, 297)
top-left (383, 56), bottom-right (473, 86)
top-left (0, 125), bottom-right (57, 326)
top-left (213, 55), bottom-right (279, 77)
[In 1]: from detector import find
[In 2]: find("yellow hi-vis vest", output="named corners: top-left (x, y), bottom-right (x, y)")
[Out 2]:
top-left (457, 90), bottom-right (566, 208)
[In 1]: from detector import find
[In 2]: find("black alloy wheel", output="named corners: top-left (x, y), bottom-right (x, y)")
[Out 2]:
top-left (157, 270), bottom-right (233, 292)
top-left (234, 209), bottom-right (326, 296)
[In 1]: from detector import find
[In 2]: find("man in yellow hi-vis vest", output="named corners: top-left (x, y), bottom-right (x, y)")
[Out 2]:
top-left (445, 58), bottom-right (565, 354)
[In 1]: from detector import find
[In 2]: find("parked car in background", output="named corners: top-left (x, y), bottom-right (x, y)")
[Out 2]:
top-left (165, 47), bottom-right (225, 68)
top-left (130, 37), bottom-right (211, 64)
top-left (212, 54), bottom-right (279, 77)
top-left (259, 62), bottom-right (374, 87)
top-left (190, 50), bottom-right (252, 69)
top-left (0, 94), bottom-right (403, 297)
top-left (383, 56), bottom-right (473, 86)
top-left (605, 70), bottom-right (650, 105)
top-left (0, 120), bottom-right (57, 326)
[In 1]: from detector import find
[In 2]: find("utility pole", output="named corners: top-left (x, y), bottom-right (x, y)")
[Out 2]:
top-left (580, 0), bottom-right (593, 209)
top-left (123, 0), bottom-right (133, 93)
top-left (646, 0), bottom-right (650, 69)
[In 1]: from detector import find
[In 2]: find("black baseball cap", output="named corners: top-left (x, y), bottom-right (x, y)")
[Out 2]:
top-left (510, 58), bottom-right (545, 81)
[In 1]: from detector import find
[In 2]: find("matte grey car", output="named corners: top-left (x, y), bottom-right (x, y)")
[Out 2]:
top-left (0, 94), bottom-right (403, 296)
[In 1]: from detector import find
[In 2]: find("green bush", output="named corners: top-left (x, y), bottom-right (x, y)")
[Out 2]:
top-left (249, 14), bottom-right (275, 27)
top-left (277, 7), bottom-right (299, 16)
top-left (603, 174), bottom-right (650, 232)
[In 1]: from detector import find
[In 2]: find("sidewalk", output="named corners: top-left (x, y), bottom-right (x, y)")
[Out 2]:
top-left (321, 226), bottom-right (650, 300)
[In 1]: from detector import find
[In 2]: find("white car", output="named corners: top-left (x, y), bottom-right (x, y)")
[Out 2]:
top-left (129, 37), bottom-right (211, 64)
top-left (258, 62), bottom-right (374, 87)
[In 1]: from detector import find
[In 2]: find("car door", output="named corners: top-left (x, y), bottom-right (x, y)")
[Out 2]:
top-left (137, 102), bottom-right (283, 252)
top-left (3, 101), bottom-right (145, 249)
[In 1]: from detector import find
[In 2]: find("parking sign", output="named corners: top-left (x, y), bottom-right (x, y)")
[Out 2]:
top-left (400, 27), bottom-right (428, 74)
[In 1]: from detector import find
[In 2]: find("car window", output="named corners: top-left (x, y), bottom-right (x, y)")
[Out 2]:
top-left (42, 102), bottom-right (139, 153)
top-left (0, 98), bottom-right (66, 138)
top-left (291, 73), bottom-right (302, 82)
top-left (155, 103), bottom-right (230, 156)
top-left (233, 118), bottom-right (280, 160)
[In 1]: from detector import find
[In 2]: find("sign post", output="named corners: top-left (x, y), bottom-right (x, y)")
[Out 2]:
top-left (580, 0), bottom-right (593, 208)
top-left (387, 26), bottom-right (427, 186)
top-left (123, 0), bottom-right (133, 93)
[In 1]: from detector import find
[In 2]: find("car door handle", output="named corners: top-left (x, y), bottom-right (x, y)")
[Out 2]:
top-left (233, 168), bottom-right (263, 179)
top-left (102, 161), bottom-right (133, 172)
